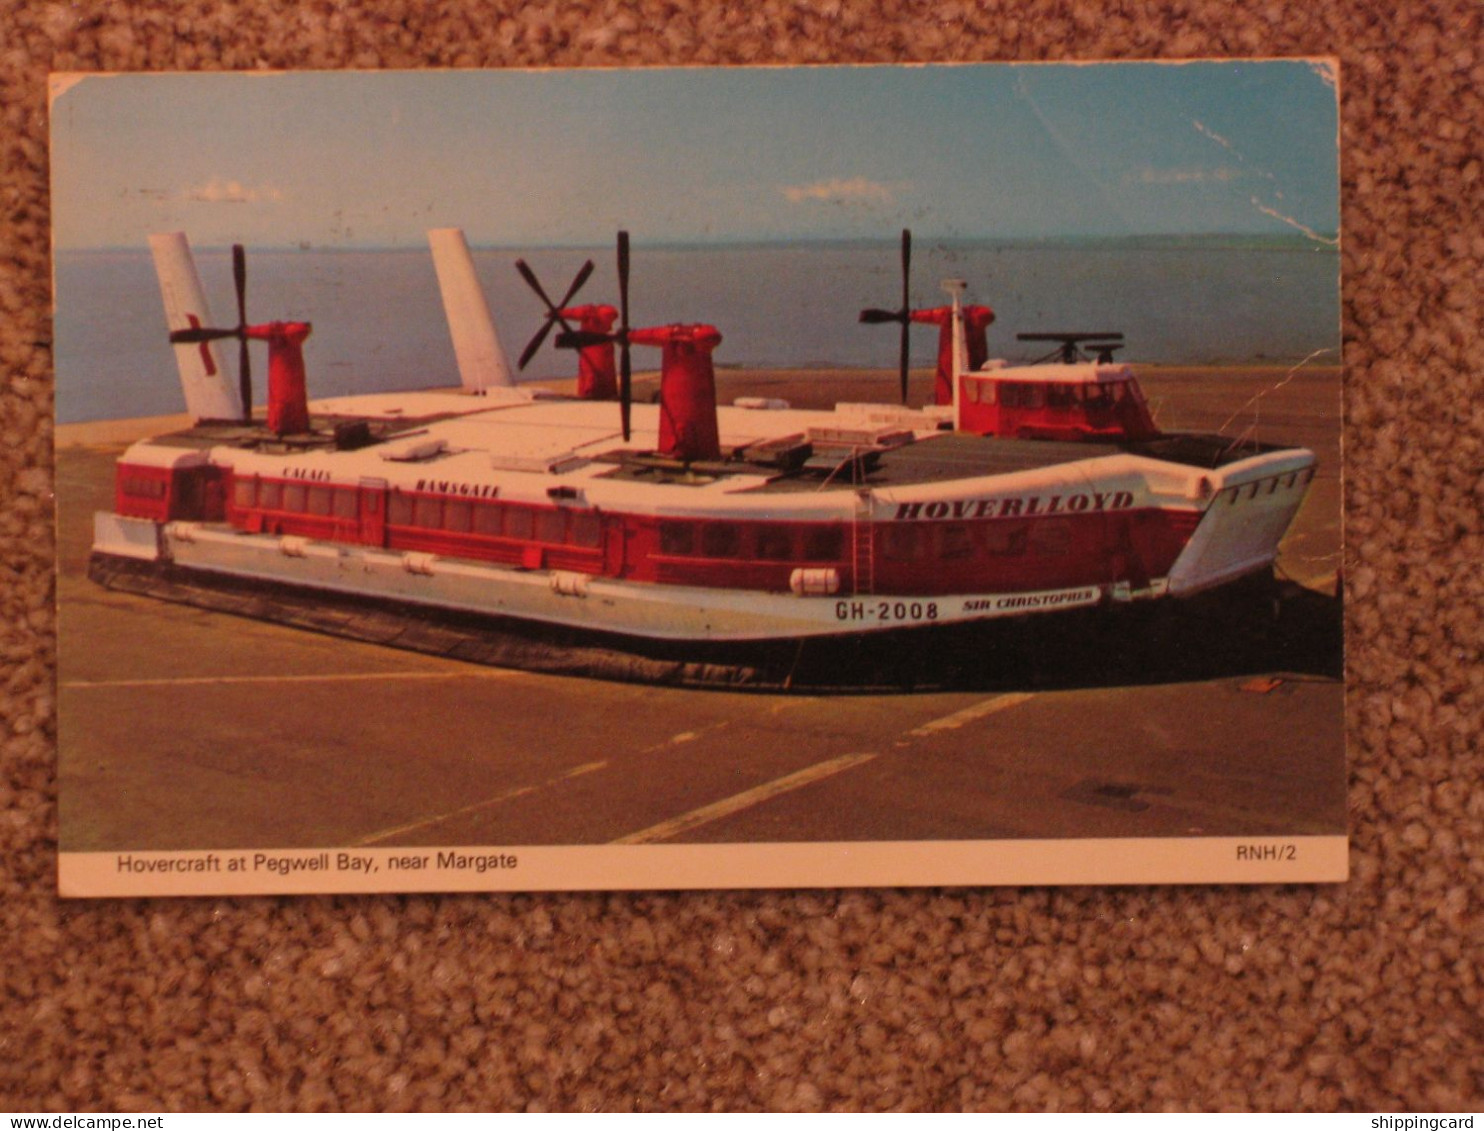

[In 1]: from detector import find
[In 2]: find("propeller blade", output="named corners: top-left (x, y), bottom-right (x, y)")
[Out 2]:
top-left (514, 258), bottom-right (558, 312)
top-left (899, 320), bottom-right (910, 405)
top-left (617, 231), bottom-right (632, 442)
top-left (859, 229), bottom-right (915, 402)
top-left (557, 259), bottom-right (595, 310)
top-left (900, 228), bottom-right (911, 311)
top-left (229, 244), bottom-right (252, 419)
top-left (238, 336), bottom-right (252, 422)
top-left (620, 342), bottom-right (632, 443)
top-left (617, 231), bottom-right (630, 321)
top-left (232, 244), bottom-right (247, 329)
top-left (898, 229), bottom-right (911, 403)
top-left (554, 330), bottom-right (614, 351)
top-left (518, 320), bottom-right (556, 371)
top-left (170, 327), bottom-right (238, 344)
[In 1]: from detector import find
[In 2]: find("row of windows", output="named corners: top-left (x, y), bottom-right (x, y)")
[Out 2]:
top-left (387, 493), bottom-right (602, 549)
top-left (121, 475), bottom-right (169, 500)
top-left (228, 476), bottom-right (1081, 563)
top-left (877, 519), bottom-right (1071, 561)
top-left (657, 521), bottom-right (844, 563)
top-left (233, 477), bottom-right (359, 519)
top-left (230, 477), bottom-right (603, 550)
top-left (964, 379), bottom-right (1139, 411)
top-left (654, 518), bottom-right (1074, 564)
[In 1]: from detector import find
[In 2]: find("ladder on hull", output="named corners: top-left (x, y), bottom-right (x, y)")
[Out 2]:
top-left (852, 487), bottom-right (875, 595)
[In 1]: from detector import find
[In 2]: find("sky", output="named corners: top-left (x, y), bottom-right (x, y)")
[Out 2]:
top-left (50, 61), bottom-right (1339, 250)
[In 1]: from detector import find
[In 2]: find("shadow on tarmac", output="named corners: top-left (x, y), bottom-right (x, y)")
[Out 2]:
top-left (789, 579), bottom-right (1343, 694)
top-left (93, 555), bottom-right (1342, 695)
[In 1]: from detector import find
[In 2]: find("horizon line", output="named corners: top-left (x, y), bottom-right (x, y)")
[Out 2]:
top-left (59, 230), bottom-right (1342, 254)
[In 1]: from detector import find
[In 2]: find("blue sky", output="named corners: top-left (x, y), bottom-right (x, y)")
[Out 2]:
top-left (50, 61), bottom-right (1339, 250)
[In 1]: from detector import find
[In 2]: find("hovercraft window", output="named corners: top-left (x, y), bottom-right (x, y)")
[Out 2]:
top-left (472, 502), bottom-right (503, 537)
top-left (121, 475), bottom-right (168, 500)
top-left (1046, 384), bottom-right (1077, 409)
top-left (535, 509), bottom-right (566, 545)
top-left (505, 506), bottom-right (535, 541)
top-left (659, 521), bottom-right (695, 556)
top-left (570, 511), bottom-right (602, 548)
top-left (755, 525), bottom-right (794, 561)
top-left (999, 383), bottom-right (1045, 409)
top-left (803, 526), bottom-right (844, 562)
top-left (700, 524), bottom-right (741, 559)
top-left (258, 481), bottom-right (283, 510)
top-left (1083, 383), bottom-right (1115, 410)
top-left (444, 499), bottom-right (472, 533)
top-left (307, 486), bottom-right (334, 517)
top-left (232, 478), bottom-right (256, 508)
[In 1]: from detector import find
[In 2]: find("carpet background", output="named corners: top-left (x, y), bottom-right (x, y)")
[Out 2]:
top-left (3, 0), bottom-right (1480, 1112)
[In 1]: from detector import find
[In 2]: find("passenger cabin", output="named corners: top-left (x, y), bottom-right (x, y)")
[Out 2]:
top-left (114, 446), bottom-right (227, 524)
top-left (956, 362), bottom-right (1159, 443)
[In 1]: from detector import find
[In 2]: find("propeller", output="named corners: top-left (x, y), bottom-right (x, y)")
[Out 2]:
top-left (169, 243), bottom-right (253, 422)
top-left (514, 256), bottom-right (595, 371)
top-left (550, 231), bottom-right (637, 441)
top-left (858, 228), bottom-right (913, 404)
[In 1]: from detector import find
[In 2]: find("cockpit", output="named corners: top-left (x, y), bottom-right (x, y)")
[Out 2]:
top-left (957, 365), bottom-right (1159, 442)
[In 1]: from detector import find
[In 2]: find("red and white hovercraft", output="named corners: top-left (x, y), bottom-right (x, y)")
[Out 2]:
top-left (89, 229), bottom-right (1317, 688)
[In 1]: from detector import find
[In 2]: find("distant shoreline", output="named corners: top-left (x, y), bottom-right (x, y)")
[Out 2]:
top-left (54, 233), bottom-right (1340, 256)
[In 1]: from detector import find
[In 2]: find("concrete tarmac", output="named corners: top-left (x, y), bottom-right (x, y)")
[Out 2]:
top-left (56, 367), bottom-right (1345, 854)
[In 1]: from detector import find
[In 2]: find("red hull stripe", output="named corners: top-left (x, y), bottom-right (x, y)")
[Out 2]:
top-left (117, 464), bottom-right (1210, 598)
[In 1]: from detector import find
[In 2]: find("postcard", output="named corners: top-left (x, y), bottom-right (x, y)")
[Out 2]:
top-left (51, 62), bottom-right (1346, 896)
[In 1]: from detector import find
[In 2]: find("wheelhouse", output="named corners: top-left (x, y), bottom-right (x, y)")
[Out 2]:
top-left (957, 363), bottom-right (1158, 443)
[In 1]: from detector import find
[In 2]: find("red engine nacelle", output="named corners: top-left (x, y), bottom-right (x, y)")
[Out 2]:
top-left (630, 323), bottom-right (724, 464)
top-left (559, 304), bottom-right (620, 400)
top-left (912, 304), bottom-right (995, 406)
top-left (247, 320), bottom-right (313, 436)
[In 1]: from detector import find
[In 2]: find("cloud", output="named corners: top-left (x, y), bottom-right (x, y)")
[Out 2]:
top-left (185, 177), bottom-right (285, 204)
top-left (781, 177), bottom-right (896, 205)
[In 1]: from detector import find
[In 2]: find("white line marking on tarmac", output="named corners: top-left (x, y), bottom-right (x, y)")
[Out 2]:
top-left (62, 670), bottom-right (523, 689)
top-left (355, 759), bottom-right (612, 846)
top-left (611, 753), bottom-right (878, 845)
top-left (564, 761), bottom-right (608, 779)
top-left (907, 692), bottom-right (1036, 737)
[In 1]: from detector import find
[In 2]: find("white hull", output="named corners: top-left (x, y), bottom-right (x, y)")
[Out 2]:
top-left (96, 513), bottom-right (1129, 643)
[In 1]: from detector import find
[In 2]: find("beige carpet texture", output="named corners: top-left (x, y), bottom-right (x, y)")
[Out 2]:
top-left (4, 0), bottom-right (1481, 1113)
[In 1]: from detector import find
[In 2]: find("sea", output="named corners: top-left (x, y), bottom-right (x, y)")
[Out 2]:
top-left (53, 238), bottom-right (1340, 424)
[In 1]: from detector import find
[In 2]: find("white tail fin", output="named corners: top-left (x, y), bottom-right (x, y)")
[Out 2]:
top-left (148, 232), bottom-right (239, 421)
top-left (427, 228), bottom-right (514, 391)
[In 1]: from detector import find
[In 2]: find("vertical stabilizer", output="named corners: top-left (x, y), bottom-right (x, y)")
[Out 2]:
top-left (148, 232), bottom-right (239, 421)
top-left (427, 228), bottom-right (515, 391)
